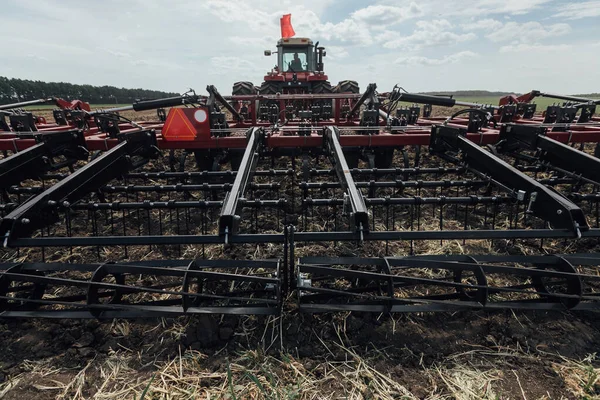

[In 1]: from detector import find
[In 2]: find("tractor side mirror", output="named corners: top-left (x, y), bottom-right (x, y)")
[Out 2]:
top-left (323, 51), bottom-right (326, 57)
top-left (264, 50), bottom-right (272, 56)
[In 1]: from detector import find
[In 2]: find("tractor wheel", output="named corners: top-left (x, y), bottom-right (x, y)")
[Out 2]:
top-left (312, 81), bottom-right (333, 94)
top-left (232, 81), bottom-right (257, 95)
top-left (312, 81), bottom-right (333, 113)
top-left (334, 80), bottom-right (360, 94)
top-left (258, 81), bottom-right (279, 95)
top-left (257, 82), bottom-right (279, 121)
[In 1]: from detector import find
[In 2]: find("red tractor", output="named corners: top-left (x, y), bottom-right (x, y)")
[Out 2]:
top-left (232, 38), bottom-right (359, 97)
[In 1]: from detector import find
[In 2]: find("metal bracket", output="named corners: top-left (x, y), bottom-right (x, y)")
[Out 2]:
top-left (543, 105), bottom-right (577, 129)
top-left (517, 103), bottom-right (537, 119)
top-left (577, 104), bottom-right (596, 123)
top-left (8, 112), bottom-right (38, 132)
top-left (206, 85), bottom-right (242, 122)
top-left (499, 105), bottom-right (516, 123)
top-left (350, 83), bottom-right (378, 117)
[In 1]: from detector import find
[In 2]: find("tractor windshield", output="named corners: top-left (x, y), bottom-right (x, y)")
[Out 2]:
top-left (282, 48), bottom-right (308, 72)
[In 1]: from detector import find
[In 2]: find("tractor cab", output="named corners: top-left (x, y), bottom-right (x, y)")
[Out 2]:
top-left (264, 38), bottom-right (326, 79)
top-left (277, 38), bottom-right (314, 72)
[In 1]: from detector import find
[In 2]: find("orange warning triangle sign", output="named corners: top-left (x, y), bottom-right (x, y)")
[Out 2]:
top-left (162, 108), bottom-right (197, 141)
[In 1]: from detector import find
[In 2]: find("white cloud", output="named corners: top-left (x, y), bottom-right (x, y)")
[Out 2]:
top-left (418, 19), bottom-right (453, 31)
top-left (390, 0), bottom-right (552, 17)
top-left (350, 3), bottom-right (424, 25)
top-left (552, 1), bottom-right (600, 19)
top-left (132, 59), bottom-right (186, 71)
top-left (395, 51), bottom-right (478, 66)
top-left (382, 19), bottom-right (476, 50)
top-left (499, 43), bottom-right (572, 53)
top-left (486, 21), bottom-right (571, 43)
top-left (209, 56), bottom-right (262, 75)
top-left (26, 54), bottom-right (48, 61)
top-left (203, 1), bottom-right (275, 31)
top-left (474, 0), bottom-right (552, 15)
top-left (314, 16), bottom-right (374, 46)
top-left (228, 36), bottom-right (279, 49)
top-left (203, 2), bottom-right (386, 46)
top-left (461, 19), bottom-right (503, 31)
top-left (325, 46), bottom-right (349, 59)
top-left (99, 48), bottom-right (132, 59)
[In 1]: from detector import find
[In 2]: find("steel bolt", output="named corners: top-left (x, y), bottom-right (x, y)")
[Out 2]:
top-left (557, 210), bottom-right (563, 215)
top-left (21, 218), bottom-right (30, 225)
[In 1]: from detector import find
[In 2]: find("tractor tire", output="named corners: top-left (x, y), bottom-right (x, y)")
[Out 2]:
top-left (232, 81), bottom-right (257, 95)
top-left (257, 82), bottom-right (279, 121)
top-left (258, 81), bottom-right (279, 95)
top-left (311, 81), bottom-right (333, 94)
top-left (312, 81), bottom-right (333, 112)
top-left (334, 80), bottom-right (360, 94)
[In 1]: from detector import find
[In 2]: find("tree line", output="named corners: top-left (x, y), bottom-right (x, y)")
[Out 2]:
top-left (0, 76), bottom-right (179, 105)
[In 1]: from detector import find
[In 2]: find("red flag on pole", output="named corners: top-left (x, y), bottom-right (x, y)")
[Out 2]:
top-left (280, 14), bottom-right (295, 38)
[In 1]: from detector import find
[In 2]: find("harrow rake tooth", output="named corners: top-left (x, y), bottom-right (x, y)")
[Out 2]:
top-left (0, 259), bottom-right (282, 318)
top-left (297, 254), bottom-right (597, 313)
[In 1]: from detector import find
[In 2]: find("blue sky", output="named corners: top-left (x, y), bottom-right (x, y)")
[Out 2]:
top-left (1, 0), bottom-right (599, 95)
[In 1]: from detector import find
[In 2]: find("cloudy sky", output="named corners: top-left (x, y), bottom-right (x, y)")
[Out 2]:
top-left (1, 0), bottom-right (599, 95)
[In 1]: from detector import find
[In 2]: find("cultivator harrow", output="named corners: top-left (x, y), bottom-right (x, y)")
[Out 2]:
top-left (297, 254), bottom-right (600, 312)
top-left (2, 81), bottom-right (600, 318)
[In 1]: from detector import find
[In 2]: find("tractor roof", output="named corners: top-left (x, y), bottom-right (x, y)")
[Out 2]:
top-left (277, 37), bottom-right (313, 46)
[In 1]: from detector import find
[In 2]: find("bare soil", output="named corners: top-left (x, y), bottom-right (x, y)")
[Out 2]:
top-left (0, 310), bottom-right (599, 399)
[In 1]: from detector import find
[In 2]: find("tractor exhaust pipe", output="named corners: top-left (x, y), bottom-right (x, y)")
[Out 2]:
top-left (315, 41), bottom-right (325, 72)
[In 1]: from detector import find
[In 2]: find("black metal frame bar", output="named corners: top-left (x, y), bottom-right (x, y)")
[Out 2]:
top-left (497, 124), bottom-right (600, 184)
top-left (0, 130), bottom-right (88, 191)
top-left (1, 130), bottom-right (159, 243)
top-left (430, 125), bottom-right (588, 235)
top-left (219, 127), bottom-right (264, 241)
top-left (324, 126), bottom-right (369, 237)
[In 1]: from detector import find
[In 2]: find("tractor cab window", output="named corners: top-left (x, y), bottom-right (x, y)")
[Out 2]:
top-left (282, 48), bottom-right (307, 72)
